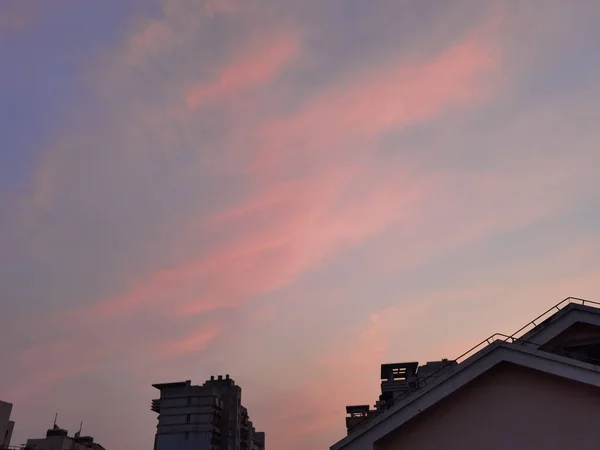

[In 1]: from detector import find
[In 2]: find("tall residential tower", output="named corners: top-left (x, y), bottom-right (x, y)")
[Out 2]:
top-left (152, 375), bottom-right (265, 450)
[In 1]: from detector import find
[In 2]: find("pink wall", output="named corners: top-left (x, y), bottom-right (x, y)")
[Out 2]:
top-left (377, 363), bottom-right (600, 450)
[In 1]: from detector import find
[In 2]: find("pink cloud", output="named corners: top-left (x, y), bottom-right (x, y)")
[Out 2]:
top-left (204, 0), bottom-right (240, 14)
top-left (2, 318), bottom-right (221, 404)
top-left (185, 31), bottom-right (302, 109)
top-left (4, 338), bottom-right (116, 402)
top-left (72, 30), bottom-right (497, 323)
top-left (160, 323), bottom-right (221, 356)
top-left (254, 37), bottom-right (496, 172)
top-left (85, 164), bottom-right (426, 320)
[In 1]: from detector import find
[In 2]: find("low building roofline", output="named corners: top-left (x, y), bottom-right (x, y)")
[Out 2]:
top-left (152, 380), bottom-right (191, 390)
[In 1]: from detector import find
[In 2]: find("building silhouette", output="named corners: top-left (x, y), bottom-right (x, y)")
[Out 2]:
top-left (24, 422), bottom-right (106, 450)
top-left (0, 400), bottom-right (14, 448)
top-left (152, 375), bottom-right (265, 450)
top-left (332, 297), bottom-right (600, 450)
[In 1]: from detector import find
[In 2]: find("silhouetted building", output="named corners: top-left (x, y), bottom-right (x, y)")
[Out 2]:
top-left (333, 297), bottom-right (600, 450)
top-left (0, 400), bottom-right (14, 449)
top-left (25, 424), bottom-right (106, 450)
top-left (152, 375), bottom-right (265, 450)
top-left (343, 360), bottom-right (457, 434)
top-left (251, 432), bottom-right (264, 450)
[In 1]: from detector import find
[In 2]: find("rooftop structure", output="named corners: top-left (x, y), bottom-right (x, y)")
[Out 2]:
top-left (333, 297), bottom-right (600, 450)
top-left (24, 423), bottom-right (106, 450)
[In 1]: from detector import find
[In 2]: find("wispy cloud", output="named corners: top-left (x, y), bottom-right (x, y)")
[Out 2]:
top-left (204, 0), bottom-right (240, 15)
top-left (255, 37), bottom-right (496, 172)
top-left (186, 31), bottom-right (302, 108)
top-left (80, 30), bottom-right (497, 323)
top-left (161, 323), bottom-right (221, 356)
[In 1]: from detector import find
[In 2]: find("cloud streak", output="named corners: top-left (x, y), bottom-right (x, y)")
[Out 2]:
top-left (186, 31), bottom-right (302, 108)
top-left (255, 36), bottom-right (496, 172)
top-left (83, 30), bottom-right (497, 323)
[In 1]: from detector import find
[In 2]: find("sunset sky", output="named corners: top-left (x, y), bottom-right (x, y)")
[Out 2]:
top-left (2, 1), bottom-right (600, 449)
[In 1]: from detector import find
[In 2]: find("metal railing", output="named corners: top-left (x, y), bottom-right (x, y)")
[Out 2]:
top-left (414, 296), bottom-right (599, 390)
top-left (503, 296), bottom-right (599, 339)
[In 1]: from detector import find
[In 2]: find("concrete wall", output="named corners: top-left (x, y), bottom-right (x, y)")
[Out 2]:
top-left (376, 363), bottom-right (600, 450)
top-left (155, 431), bottom-right (213, 450)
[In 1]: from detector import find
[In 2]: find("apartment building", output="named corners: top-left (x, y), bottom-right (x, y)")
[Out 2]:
top-left (152, 375), bottom-right (265, 450)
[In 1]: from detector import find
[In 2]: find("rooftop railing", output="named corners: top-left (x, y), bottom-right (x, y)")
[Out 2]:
top-left (416, 296), bottom-right (599, 389)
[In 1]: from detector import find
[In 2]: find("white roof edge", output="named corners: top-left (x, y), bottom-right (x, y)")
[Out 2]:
top-left (331, 342), bottom-right (600, 450)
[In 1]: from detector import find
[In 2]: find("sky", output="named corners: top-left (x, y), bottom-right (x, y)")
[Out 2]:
top-left (1, 0), bottom-right (600, 448)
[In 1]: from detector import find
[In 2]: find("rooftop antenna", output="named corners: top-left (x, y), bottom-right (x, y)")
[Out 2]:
top-left (53, 413), bottom-right (59, 430)
top-left (74, 421), bottom-right (83, 439)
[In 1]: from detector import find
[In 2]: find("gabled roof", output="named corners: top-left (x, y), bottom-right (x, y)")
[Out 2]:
top-left (331, 298), bottom-right (600, 450)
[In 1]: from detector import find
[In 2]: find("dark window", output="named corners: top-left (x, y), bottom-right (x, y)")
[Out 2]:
top-left (187, 414), bottom-right (191, 423)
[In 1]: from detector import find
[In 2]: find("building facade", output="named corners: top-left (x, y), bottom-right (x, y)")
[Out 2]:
top-left (332, 297), bottom-right (600, 450)
top-left (152, 375), bottom-right (265, 450)
top-left (0, 400), bottom-right (14, 449)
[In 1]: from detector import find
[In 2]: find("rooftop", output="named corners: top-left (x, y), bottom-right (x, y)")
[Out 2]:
top-left (151, 380), bottom-right (191, 390)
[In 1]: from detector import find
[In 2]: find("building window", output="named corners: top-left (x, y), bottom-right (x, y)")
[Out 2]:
top-left (185, 432), bottom-right (189, 441)
top-left (187, 414), bottom-right (191, 423)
